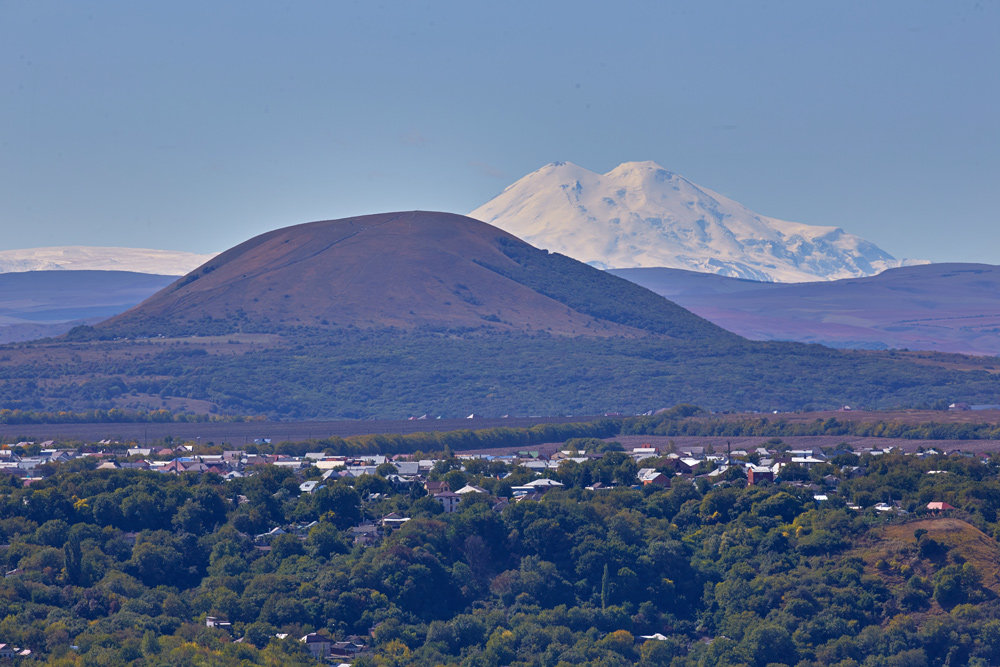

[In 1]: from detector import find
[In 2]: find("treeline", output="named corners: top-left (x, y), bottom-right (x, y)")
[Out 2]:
top-left (0, 408), bottom-right (259, 425)
top-left (249, 420), bottom-right (623, 457)
top-left (626, 410), bottom-right (1000, 441)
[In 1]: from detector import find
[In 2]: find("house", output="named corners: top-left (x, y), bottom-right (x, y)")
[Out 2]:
top-left (747, 466), bottom-right (773, 486)
top-left (294, 521), bottom-right (319, 535)
top-left (300, 632), bottom-right (334, 660)
top-left (0, 644), bottom-right (14, 658)
top-left (454, 484), bottom-right (488, 495)
top-left (434, 491), bottom-right (462, 513)
top-left (425, 480), bottom-right (449, 494)
top-left (381, 513), bottom-right (411, 528)
top-left (632, 447), bottom-right (658, 461)
top-left (678, 457), bottom-right (702, 473)
top-left (160, 460), bottom-right (187, 474)
top-left (392, 461), bottom-right (419, 476)
top-left (791, 456), bottom-right (825, 467)
top-left (271, 459), bottom-right (304, 471)
top-left (351, 523), bottom-right (379, 546)
top-left (254, 527), bottom-right (285, 544)
top-left (585, 481), bottom-right (612, 491)
top-left (206, 616), bottom-right (232, 630)
top-left (330, 639), bottom-right (368, 658)
top-left (927, 501), bottom-right (957, 512)
top-left (705, 465), bottom-right (730, 480)
top-left (637, 468), bottom-right (670, 487)
top-left (510, 478), bottom-right (564, 497)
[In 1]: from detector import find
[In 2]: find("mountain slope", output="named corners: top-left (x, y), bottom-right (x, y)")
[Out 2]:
top-left (4, 212), bottom-right (997, 419)
top-left (471, 161), bottom-right (921, 282)
top-left (612, 263), bottom-right (1000, 355)
top-left (0, 246), bottom-right (216, 275)
top-left (102, 211), bottom-right (731, 341)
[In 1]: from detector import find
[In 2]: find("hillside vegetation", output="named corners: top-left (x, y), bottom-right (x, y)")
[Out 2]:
top-left (2, 212), bottom-right (999, 419)
top-left (3, 446), bottom-right (1000, 664)
top-left (2, 329), bottom-right (1000, 418)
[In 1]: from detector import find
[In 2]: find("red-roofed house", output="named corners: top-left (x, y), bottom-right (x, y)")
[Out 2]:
top-left (927, 501), bottom-right (957, 512)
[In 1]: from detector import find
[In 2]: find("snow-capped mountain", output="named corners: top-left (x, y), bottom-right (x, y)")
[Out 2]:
top-left (470, 161), bottom-right (923, 282)
top-left (0, 246), bottom-right (216, 275)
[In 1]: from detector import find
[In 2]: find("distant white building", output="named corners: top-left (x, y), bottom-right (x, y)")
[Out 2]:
top-left (434, 491), bottom-right (462, 513)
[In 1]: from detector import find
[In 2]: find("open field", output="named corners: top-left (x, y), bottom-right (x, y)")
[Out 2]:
top-left (8, 409), bottom-right (1000, 451)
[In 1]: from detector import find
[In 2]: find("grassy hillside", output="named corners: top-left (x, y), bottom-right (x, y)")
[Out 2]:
top-left (863, 518), bottom-right (1000, 599)
top-left (100, 212), bottom-right (729, 340)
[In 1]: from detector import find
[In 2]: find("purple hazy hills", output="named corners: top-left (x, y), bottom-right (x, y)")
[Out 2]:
top-left (611, 263), bottom-right (1000, 356)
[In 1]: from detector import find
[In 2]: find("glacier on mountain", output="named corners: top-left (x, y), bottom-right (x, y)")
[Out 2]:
top-left (470, 161), bottom-right (923, 282)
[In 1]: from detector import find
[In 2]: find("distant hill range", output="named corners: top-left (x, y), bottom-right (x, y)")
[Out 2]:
top-left (2, 222), bottom-right (995, 357)
top-left (471, 161), bottom-right (923, 282)
top-left (612, 263), bottom-right (1000, 356)
top-left (102, 210), bottom-right (727, 340)
top-left (2, 211), bottom-right (998, 419)
top-left (0, 246), bottom-right (215, 275)
top-left (0, 271), bottom-right (175, 344)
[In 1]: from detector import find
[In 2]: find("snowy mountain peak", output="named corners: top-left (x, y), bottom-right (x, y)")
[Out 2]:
top-left (606, 160), bottom-right (674, 179)
top-left (470, 162), bottom-right (924, 282)
top-left (0, 246), bottom-right (217, 276)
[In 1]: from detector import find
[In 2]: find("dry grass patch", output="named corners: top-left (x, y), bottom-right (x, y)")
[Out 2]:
top-left (858, 518), bottom-right (1000, 600)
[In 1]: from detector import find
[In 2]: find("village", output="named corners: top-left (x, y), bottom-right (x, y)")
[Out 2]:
top-left (0, 436), bottom-right (970, 504)
top-left (0, 431), bottom-right (986, 664)
top-left (0, 435), bottom-right (966, 524)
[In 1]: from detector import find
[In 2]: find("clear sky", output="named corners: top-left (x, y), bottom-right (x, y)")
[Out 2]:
top-left (1, 1), bottom-right (997, 263)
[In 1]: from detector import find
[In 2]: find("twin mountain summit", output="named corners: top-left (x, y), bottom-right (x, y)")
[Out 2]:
top-left (1, 162), bottom-right (998, 418)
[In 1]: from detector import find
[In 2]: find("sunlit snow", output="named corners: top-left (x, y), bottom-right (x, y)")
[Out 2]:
top-left (470, 161), bottom-right (925, 283)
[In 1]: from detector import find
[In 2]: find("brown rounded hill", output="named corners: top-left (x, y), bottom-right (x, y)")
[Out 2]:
top-left (102, 211), bottom-right (730, 340)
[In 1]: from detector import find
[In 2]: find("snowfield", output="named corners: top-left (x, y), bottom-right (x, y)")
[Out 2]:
top-left (471, 161), bottom-right (925, 282)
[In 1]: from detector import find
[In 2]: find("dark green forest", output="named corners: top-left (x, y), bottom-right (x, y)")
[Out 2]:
top-left (2, 328), bottom-right (999, 419)
top-left (3, 449), bottom-right (1000, 665)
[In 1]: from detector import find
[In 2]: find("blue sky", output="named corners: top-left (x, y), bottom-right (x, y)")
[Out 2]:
top-left (1, 1), bottom-right (997, 263)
